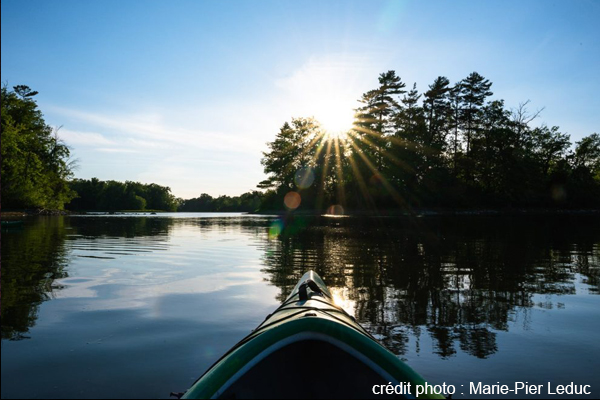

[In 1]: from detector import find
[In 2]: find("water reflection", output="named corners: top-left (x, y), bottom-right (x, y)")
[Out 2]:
top-left (2, 218), bottom-right (70, 340)
top-left (2, 216), bottom-right (600, 359)
top-left (261, 215), bottom-right (600, 359)
top-left (1, 215), bottom-right (272, 342)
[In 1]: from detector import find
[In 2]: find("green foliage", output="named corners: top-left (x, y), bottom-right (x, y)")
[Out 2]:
top-left (258, 71), bottom-right (600, 211)
top-left (178, 191), bottom-right (264, 212)
top-left (67, 179), bottom-right (178, 211)
top-left (68, 180), bottom-right (263, 213)
top-left (259, 117), bottom-right (323, 192)
top-left (68, 179), bottom-right (264, 213)
top-left (1, 85), bottom-right (76, 209)
top-left (573, 133), bottom-right (600, 173)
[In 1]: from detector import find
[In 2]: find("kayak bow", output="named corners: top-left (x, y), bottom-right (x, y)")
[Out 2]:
top-left (183, 271), bottom-right (443, 399)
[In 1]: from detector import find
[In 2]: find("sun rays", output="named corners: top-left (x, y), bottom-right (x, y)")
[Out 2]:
top-left (292, 116), bottom-right (411, 215)
top-left (262, 108), bottom-right (438, 217)
top-left (325, 129), bottom-right (349, 141)
top-left (317, 106), bottom-right (355, 138)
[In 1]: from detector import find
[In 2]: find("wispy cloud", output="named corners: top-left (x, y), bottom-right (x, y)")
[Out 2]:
top-left (96, 148), bottom-right (140, 153)
top-left (58, 128), bottom-right (115, 146)
top-left (45, 104), bottom-right (271, 197)
top-left (47, 105), bottom-right (265, 155)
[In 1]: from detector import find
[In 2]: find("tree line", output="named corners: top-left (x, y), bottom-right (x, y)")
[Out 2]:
top-left (3, 81), bottom-right (599, 213)
top-left (178, 192), bottom-right (264, 212)
top-left (68, 179), bottom-right (265, 212)
top-left (67, 178), bottom-right (179, 211)
top-left (259, 71), bottom-right (600, 211)
top-left (1, 85), bottom-right (263, 213)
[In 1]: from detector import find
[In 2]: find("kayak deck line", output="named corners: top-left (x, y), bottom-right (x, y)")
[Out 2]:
top-left (182, 271), bottom-right (444, 399)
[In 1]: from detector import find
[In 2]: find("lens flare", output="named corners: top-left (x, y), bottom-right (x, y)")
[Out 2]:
top-left (268, 220), bottom-right (284, 239)
top-left (369, 173), bottom-right (383, 188)
top-left (295, 167), bottom-right (315, 189)
top-left (284, 192), bottom-right (302, 210)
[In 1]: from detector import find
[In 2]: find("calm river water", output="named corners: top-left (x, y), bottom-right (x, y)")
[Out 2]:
top-left (1, 213), bottom-right (599, 398)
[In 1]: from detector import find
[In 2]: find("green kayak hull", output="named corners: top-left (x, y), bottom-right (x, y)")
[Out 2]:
top-left (183, 271), bottom-right (443, 399)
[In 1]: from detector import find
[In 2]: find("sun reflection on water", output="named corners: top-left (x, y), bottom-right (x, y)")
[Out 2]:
top-left (330, 286), bottom-right (357, 316)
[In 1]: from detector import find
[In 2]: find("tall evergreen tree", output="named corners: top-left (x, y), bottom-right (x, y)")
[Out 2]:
top-left (394, 83), bottom-right (425, 188)
top-left (397, 83), bottom-right (423, 137)
top-left (448, 82), bottom-right (463, 174)
top-left (423, 76), bottom-right (451, 154)
top-left (354, 71), bottom-right (406, 172)
top-left (459, 72), bottom-right (493, 156)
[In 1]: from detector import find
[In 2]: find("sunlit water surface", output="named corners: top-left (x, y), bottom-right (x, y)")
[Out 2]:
top-left (1, 213), bottom-right (599, 398)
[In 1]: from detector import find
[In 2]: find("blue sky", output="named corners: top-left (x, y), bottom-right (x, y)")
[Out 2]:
top-left (2, 0), bottom-right (599, 198)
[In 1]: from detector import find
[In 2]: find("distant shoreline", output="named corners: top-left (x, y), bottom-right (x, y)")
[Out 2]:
top-left (1, 209), bottom-right (163, 217)
top-left (251, 208), bottom-right (600, 217)
top-left (2, 209), bottom-right (75, 217)
top-left (3, 208), bottom-right (600, 218)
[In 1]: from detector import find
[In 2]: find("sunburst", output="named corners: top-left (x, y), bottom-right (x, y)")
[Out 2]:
top-left (325, 130), bottom-right (349, 141)
top-left (316, 105), bottom-right (354, 140)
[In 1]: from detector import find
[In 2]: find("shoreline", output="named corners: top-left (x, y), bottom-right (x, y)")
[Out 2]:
top-left (3, 208), bottom-right (600, 218)
top-left (1, 209), bottom-right (166, 217)
top-left (1, 209), bottom-right (75, 217)
top-left (251, 208), bottom-right (600, 217)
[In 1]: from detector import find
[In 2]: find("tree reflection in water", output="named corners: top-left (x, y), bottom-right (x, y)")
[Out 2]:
top-left (2, 214), bottom-right (598, 361)
top-left (2, 218), bottom-right (70, 340)
top-left (0, 215), bottom-right (274, 342)
top-left (1, 217), bottom-right (175, 341)
top-left (261, 215), bottom-right (600, 359)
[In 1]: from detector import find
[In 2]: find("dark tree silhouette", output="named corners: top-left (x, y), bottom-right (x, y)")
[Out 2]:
top-left (258, 70), bottom-right (600, 212)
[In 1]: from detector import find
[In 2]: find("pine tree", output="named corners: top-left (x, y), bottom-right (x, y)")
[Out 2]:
top-left (393, 83), bottom-right (425, 187)
top-left (459, 72), bottom-right (493, 156)
top-left (423, 76), bottom-right (451, 152)
top-left (397, 83), bottom-right (423, 137)
top-left (354, 71), bottom-right (406, 172)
